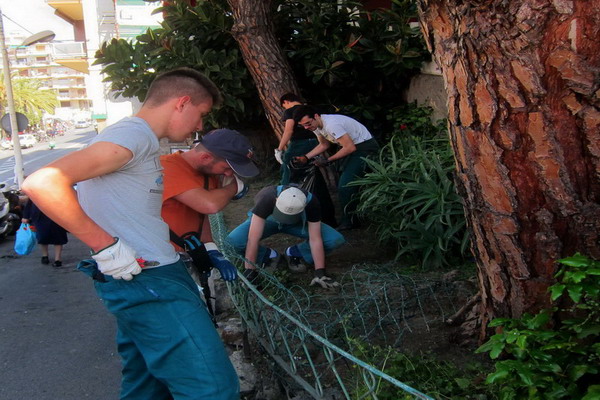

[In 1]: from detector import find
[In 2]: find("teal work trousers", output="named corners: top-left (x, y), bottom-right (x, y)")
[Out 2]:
top-left (92, 260), bottom-right (239, 400)
top-left (280, 138), bottom-right (319, 185)
top-left (337, 138), bottom-right (379, 225)
top-left (226, 214), bottom-right (345, 265)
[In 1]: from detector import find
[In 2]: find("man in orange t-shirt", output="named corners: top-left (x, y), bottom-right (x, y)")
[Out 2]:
top-left (161, 128), bottom-right (259, 282)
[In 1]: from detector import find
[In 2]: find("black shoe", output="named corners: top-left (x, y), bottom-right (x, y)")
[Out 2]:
top-left (286, 255), bottom-right (308, 273)
top-left (52, 260), bottom-right (62, 268)
top-left (41, 256), bottom-right (50, 265)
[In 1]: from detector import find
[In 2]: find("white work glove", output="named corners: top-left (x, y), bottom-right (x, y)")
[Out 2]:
top-left (310, 275), bottom-right (341, 289)
top-left (91, 238), bottom-right (142, 281)
top-left (274, 149), bottom-right (284, 165)
top-left (223, 175), bottom-right (248, 200)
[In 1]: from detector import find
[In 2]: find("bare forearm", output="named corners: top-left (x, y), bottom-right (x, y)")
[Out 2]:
top-left (22, 169), bottom-right (114, 252)
top-left (244, 216), bottom-right (265, 269)
top-left (200, 186), bottom-right (236, 213)
top-left (305, 143), bottom-right (330, 159)
top-left (328, 144), bottom-right (355, 161)
top-left (244, 239), bottom-right (259, 269)
top-left (278, 123), bottom-right (295, 151)
top-left (176, 184), bottom-right (236, 215)
top-left (309, 236), bottom-right (325, 270)
top-left (327, 134), bottom-right (356, 162)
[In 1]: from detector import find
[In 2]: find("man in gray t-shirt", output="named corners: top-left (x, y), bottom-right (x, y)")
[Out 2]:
top-left (23, 68), bottom-right (239, 400)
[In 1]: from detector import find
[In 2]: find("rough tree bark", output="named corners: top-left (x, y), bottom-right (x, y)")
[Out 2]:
top-left (227, 0), bottom-right (300, 139)
top-left (417, 0), bottom-right (600, 341)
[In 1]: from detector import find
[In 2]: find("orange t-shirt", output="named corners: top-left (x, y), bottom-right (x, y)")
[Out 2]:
top-left (160, 152), bottom-right (218, 251)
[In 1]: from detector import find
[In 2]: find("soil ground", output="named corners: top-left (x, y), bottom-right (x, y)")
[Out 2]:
top-left (219, 170), bottom-right (489, 370)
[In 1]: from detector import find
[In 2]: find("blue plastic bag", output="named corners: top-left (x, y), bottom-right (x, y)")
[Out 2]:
top-left (14, 223), bottom-right (37, 255)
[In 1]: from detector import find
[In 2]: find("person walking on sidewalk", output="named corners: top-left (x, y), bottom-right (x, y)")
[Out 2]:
top-left (227, 185), bottom-right (345, 288)
top-left (22, 67), bottom-right (240, 400)
top-left (292, 105), bottom-right (379, 231)
top-left (22, 198), bottom-right (68, 267)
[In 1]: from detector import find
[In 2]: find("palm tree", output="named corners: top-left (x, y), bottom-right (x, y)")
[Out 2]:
top-left (0, 72), bottom-right (59, 134)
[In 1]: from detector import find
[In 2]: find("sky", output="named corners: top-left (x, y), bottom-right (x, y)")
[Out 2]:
top-left (0, 0), bottom-right (74, 41)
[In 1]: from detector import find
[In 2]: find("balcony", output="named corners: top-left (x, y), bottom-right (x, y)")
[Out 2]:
top-left (47, 0), bottom-right (83, 21)
top-left (52, 41), bottom-right (89, 74)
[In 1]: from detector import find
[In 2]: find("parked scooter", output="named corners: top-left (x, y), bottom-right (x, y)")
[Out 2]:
top-left (0, 182), bottom-right (23, 239)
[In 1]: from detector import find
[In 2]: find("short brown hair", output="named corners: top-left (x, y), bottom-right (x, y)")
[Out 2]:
top-left (144, 67), bottom-right (222, 108)
top-left (279, 92), bottom-right (303, 106)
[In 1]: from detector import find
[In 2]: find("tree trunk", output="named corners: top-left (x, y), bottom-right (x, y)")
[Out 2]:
top-left (417, 0), bottom-right (600, 342)
top-left (227, 0), bottom-right (300, 139)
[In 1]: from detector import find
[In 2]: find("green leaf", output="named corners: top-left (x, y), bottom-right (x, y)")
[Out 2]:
top-left (582, 385), bottom-right (600, 400)
top-left (549, 284), bottom-right (566, 301)
top-left (568, 364), bottom-right (593, 381)
top-left (559, 253), bottom-right (592, 267)
top-left (486, 368), bottom-right (510, 384)
top-left (567, 285), bottom-right (583, 302)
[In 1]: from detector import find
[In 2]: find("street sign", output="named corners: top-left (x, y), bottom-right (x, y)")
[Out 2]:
top-left (1, 112), bottom-right (29, 134)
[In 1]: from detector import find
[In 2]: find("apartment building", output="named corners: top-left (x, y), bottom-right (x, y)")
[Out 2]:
top-left (6, 36), bottom-right (91, 122)
top-left (47, 0), bottom-right (162, 128)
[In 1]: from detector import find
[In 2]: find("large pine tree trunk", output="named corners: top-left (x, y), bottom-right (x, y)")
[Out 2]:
top-left (227, 0), bottom-right (300, 139)
top-left (417, 0), bottom-right (600, 341)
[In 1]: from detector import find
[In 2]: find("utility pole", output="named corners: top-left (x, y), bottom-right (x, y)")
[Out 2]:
top-left (0, 5), bottom-right (25, 187)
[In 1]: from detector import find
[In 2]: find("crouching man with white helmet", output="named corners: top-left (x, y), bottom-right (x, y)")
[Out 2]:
top-left (227, 185), bottom-right (346, 288)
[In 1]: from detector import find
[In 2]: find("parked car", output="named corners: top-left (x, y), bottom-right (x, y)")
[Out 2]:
top-left (19, 134), bottom-right (37, 149)
top-left (75, 120), bottom-right (89, 129)
top-left (0, 139), bottom-right (12, 150)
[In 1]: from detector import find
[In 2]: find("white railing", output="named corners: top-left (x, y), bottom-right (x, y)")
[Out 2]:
top-left (52, 42), bottom-right (86, 59)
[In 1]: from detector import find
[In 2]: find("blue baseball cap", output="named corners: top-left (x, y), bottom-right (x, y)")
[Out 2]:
top-left (199, 129), bottom-right (259, 178)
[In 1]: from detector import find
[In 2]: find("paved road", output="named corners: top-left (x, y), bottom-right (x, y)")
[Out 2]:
top-left (0, 234), bottom-right (121, 400)
top-left (0, 128), bottom-right (122, 399)
top-left (0, 128), bottom-right (97, 184)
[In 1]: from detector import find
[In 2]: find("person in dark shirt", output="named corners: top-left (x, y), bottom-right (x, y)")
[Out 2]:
top-left (226, 185), bottom-right (345, 288)
top-left (275, 93), bottom-right (319, 185)
top-left (22, 199), bottom-right (68, 267)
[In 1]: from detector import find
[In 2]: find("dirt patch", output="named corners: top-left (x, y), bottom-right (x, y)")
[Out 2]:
top-left (221, 173), bottom-right (481, 356)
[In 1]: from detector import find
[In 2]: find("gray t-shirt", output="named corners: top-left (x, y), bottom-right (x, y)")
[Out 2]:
top-left (78, 117), bottom-right (178, 266)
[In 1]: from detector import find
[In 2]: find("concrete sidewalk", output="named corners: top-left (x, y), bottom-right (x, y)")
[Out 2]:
top-left (0, 233), bottom-right (121, 400)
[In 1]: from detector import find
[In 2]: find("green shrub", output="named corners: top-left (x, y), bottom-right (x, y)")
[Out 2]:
top-left (94, 0), bottom-right (262, 129)
top-left (476, 254), bottom-right (600, 400)
top-left (347, 338), bottom-right (496, 399)
top-left (277, 0), bottom-right (428, 133)
top-left (93, 0), bottom-right (428, 135)
top-left (351, 106), bottom-right (468, 268)
top-left (387, 102), bottom-right (447, 140)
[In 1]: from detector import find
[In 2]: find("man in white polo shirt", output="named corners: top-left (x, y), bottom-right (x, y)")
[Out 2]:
top-left (292, 105), bottom-right (379, 230)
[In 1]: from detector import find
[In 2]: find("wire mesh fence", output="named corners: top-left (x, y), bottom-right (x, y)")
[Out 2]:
top-left (210, 212), bottom-right (473, 399)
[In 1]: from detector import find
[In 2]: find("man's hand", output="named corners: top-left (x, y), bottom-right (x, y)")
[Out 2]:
top-left (274, 149), bottom-right (284, 165)
top-left (292, 155), bottom-right (309, 165)
top-left (310, 275), bottom-right (340, 289)
top-left (91, 238), bottom-right (142, 281)
top-left (313, 157), bottom-right (330, 167)
top-left (205, 242), bottom-right (237, 281)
